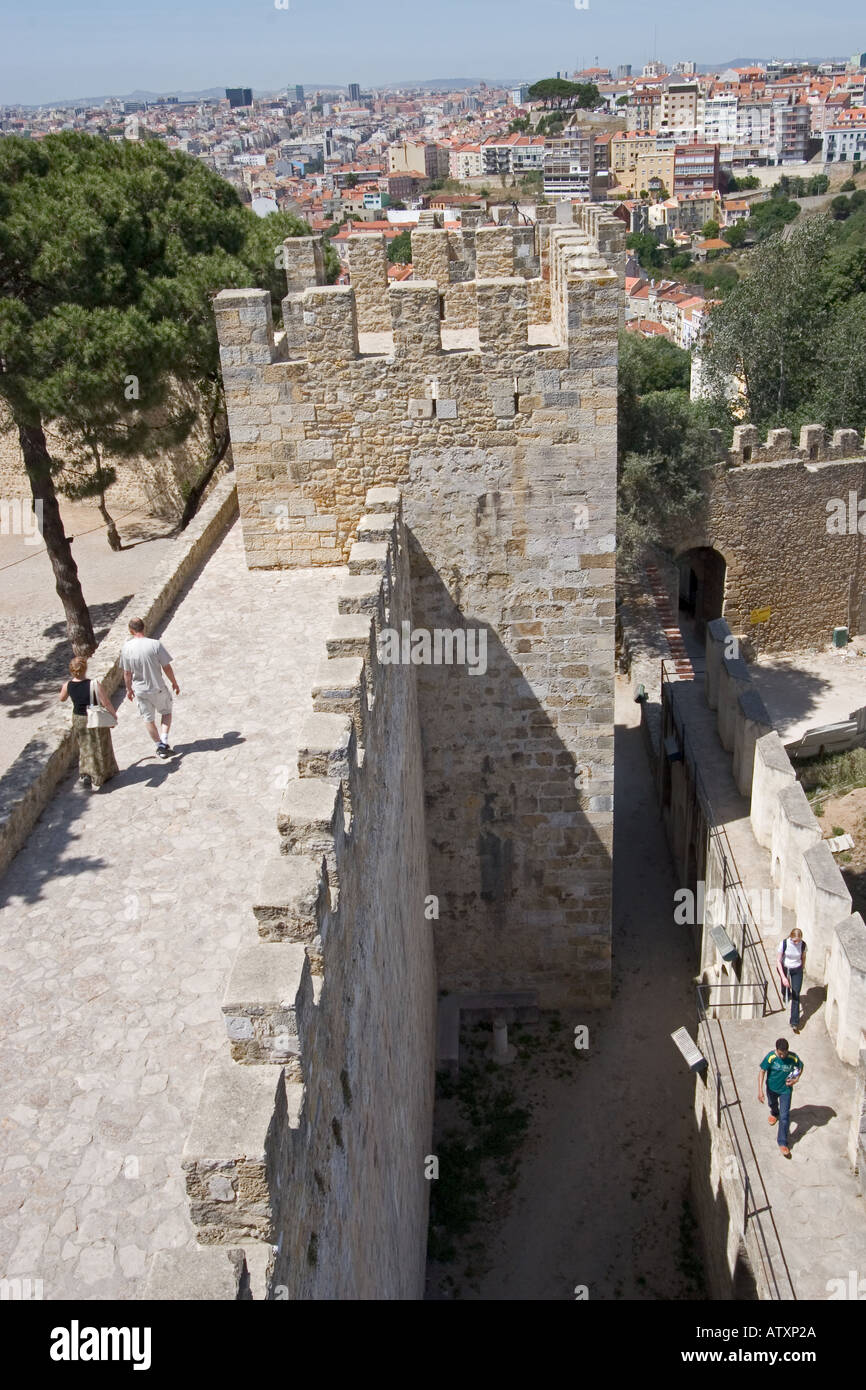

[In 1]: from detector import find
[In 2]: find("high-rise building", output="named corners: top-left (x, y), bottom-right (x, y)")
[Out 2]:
top-left (616, 64), bottom-right (632, 80)
top-left (295, 85), bottom-right (305, 103)
top-left (348, 82), bottom-right (361, 103)
top-left (226, 88), bottom-right (253, 109)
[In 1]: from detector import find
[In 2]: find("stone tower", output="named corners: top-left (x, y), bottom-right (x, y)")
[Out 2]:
top-left (213, 204), bottom-right (624, 1011)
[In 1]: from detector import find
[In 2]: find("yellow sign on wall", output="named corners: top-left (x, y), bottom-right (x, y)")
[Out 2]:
top-left (750, 607), bottom-right (772, 625)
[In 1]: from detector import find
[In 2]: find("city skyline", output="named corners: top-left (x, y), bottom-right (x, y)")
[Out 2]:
top-left (1, 0), bottom-right (864, 107)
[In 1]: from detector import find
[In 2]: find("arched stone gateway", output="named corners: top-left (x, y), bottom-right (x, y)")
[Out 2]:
top-left (676, 545), bottom-right (728, 641)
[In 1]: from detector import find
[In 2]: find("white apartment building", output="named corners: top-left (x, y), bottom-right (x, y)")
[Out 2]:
top-left (823, 112), bottom-right (866, 161)
top-left (702, 94), bottom-right (738, 147)
top-left (482, 134), bottom-right (546, 177)
top-left (542, 134), bottom-right (596, 200)
top-left (449, 143), bottom-right (483, 180)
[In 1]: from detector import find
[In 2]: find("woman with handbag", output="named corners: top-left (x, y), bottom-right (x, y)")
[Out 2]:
top-left (59, 657), bottom-right (119, 791)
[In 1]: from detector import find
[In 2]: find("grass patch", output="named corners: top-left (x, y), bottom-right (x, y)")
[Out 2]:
top-left (427, 1046), bottom-right (531, 1266)
top-left (800, 746), bottom-right (866, 802)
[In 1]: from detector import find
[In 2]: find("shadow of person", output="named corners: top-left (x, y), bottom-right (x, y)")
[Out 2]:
top-left (790, 1103), bottom-right (836, 1145)
top-left (108, 758), bottom-right (183, 790)
top-left (797, 984), bottom-right (827, 1029)
top-left (170, 732), bottom-right (244, 757)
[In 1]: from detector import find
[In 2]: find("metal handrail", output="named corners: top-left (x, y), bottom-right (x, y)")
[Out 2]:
top-left (696, 1001), bottom-right (797, 1300)
top-left (697, 979), bottom-right (769, 1017)
top-left (661, 661), bottom-right (784, 1010)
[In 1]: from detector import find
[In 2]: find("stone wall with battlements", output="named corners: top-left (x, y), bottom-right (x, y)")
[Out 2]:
top-left (674, 427), bottom-right (866, 652)
top-left (181, 490), bottom-right (437, 1298)
top-left (214, 208), bottom-right (626, 1010)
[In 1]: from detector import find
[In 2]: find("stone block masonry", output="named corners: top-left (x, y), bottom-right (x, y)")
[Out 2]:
top-left (676, 426), bottom-right (866, 651)
top-left (214, 208), bottom-right (625, 1011)
top-left (181, 492), bottom-right (437, 1297)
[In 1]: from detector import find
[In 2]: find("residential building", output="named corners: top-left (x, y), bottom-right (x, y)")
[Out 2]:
top-left (610, 132), bottom-right (658, 183)
top-left (702, 94), bottom-right (738, 147)
top-left (627, 89), bottom-right (660, 132)
top-left (772, 97), bottom-right (811, 161)
top-left (542, 132), bottom-right (597, 200)
top-left (823, 108), bottom-right (866, 162)
top-left (482, 133), bottom-right (546, 176)
top-left (511, 86), bottom-right (530, 106)
top-left (449, 143), bottom-right (483, 180)
top-left (673, 143), bottom-right (720, 196)
top-left (658, 82), bottom-right (702, 138)
top-left (388, 140), bottom-right (442, 180)
top-left (633, 150), bottom-right (675, 197)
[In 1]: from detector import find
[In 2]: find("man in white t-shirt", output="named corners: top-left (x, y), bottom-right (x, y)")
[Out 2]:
top-left (777, 928), bottom-right (806, 1034)
top-left (121, 617), bottom-right (180, 758)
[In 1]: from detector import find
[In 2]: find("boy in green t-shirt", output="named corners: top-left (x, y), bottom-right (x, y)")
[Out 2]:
top-left (758, 1037), bottom-right (803, 1158)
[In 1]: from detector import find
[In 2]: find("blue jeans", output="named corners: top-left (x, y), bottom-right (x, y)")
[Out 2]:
top-left (785, 967), bottom-right (803, 1027)
top-left (767, 1085), bottom-right (792, 1146)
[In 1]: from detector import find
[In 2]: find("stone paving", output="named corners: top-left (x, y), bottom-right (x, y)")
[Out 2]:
top-left (717, 1015), bottom-right (866, 1300)
top-left (669, 676), bottom-right (866, 1296)
top-left (0, 502), bottom-right (176, 773)
top-left (0, 521), bottom-right (343, 1298)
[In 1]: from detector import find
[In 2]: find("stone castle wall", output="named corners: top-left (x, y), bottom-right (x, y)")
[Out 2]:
top-left (676, 426), bottom-right (866, 652)
top-left (181, 491), bottom-right (437, 1297)
top-left (214, 209), bottom-right (625, 1011)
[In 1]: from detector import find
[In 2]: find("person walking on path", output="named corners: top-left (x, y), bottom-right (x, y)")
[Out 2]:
top-left (777, 927), bottom-right (807, 1033)
top-left (59, 657), bottom-right (119, 791)
top-left (121, 617), bottom-right (180, 759)
top-left (758, 1038), bottom-right (804, 1159)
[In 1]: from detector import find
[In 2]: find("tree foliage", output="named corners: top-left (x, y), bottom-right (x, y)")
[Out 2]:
top-left (772, 173), bottom-right (829, 198)
top-left (745, 195), bottom-right (799, 240)
top-left (0, 132), bottom-right (317, 649)
top-left (528, 78), bottom-right (601, 110)
top-left (617, 333), bottom-right (722, 571)
top-left (701, 209), bottom-right (866, 433)
top-left (388, 230), bottom-right (413, 264)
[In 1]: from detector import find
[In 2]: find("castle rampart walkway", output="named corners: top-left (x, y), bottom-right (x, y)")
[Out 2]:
top-left (0, 522), bottom-right (343, 1298)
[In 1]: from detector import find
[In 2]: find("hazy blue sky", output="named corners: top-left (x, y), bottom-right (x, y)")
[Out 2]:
top-left (1, 0), bottom-right (864, 106)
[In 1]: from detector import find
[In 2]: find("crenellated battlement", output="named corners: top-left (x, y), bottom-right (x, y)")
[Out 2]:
top-left (213, 199), bottom-right (620, 1064)
top-left (727, 423), bottom-right (866, 468)
top-left (181, 488), bottom-right (437, 1297)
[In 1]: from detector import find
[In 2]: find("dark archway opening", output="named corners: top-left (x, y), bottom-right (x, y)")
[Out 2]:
top-left (677, 547), bottom-right (727, 642)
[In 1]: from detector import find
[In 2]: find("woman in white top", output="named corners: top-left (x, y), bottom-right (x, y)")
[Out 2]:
top-left (776, 927), bottom-right (806, 1033)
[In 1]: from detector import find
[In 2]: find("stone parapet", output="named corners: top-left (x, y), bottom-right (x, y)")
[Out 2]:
top-left (826, 915), bottom-right (866, 1067)
top-left (177, 489), bottom-right (437, 1298)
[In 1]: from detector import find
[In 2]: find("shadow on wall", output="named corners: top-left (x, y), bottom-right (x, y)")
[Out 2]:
top-left (408, 534), bottom-right (613, 1008)
top-left (691, 1102), bottom-right (758, 1301)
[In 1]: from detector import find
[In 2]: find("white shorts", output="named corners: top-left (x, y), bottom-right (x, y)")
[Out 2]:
top-left (136, 689), bottom-right (173, 724)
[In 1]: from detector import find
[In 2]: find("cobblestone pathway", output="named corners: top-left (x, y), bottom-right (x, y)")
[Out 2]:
top-left (0, 522), bottom-right (343, 1298)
